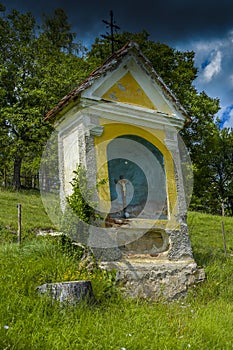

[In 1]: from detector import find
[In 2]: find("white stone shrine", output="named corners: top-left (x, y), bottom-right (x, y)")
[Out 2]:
top-left (46, 42), bottom-right (204, 299)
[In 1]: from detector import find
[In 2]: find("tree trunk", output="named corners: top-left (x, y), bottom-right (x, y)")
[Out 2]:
top-left (37, 281), bottom-right (94, 304)
top-left (229, 198), bottom-right (233, 217)
top-left (3, 167), bottom-right (7, 188)
top-left (13, 155), bottom-right (22, 190)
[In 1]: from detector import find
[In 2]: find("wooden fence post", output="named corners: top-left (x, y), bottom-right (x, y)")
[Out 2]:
top-left (221, 202), bottom-right (227, 256)
top-left (17, 204), bottom-right (22, 245)
top-left (221, 221), bottom-right (227, 256)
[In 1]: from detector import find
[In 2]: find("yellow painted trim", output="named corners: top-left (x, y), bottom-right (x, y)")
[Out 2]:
top-left (94, 118), bottom-right (178, 227)
top-left (101, 71), bottom-right (157, 110)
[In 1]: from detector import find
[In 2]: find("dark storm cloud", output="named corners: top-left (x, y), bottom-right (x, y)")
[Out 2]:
top-left (111, 0), bottom-right (233, 44)
top-left (3, 0), bottom-right (233, 45)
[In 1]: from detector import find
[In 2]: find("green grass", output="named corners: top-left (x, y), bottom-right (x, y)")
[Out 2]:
top-left (187, 211), bottom-right (233, 266)
top-left (1, 189), bottom-right (233, 349)
top-left (0, 188), bottom-right (56, 242)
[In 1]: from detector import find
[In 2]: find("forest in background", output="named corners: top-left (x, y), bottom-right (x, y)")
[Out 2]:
top-left (0, 5), bottom-right (232, 216)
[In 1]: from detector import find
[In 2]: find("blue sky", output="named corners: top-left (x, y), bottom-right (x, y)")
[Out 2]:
top-left (3, 0), bottom-right (233, 127)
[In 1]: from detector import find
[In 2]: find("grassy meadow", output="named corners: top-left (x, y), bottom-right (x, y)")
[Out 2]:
top-left (0, 189), bottom-right (233, 349)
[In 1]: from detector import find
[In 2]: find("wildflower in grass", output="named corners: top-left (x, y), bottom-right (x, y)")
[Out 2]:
top-left (4, 325), bottom-right (9, 330)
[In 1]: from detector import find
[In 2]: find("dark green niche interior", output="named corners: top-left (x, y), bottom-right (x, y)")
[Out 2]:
top-left (107, 134), bottom-right (167, 219)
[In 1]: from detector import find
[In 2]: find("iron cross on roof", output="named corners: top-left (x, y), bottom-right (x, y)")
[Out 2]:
top-left (102, 10), bottom-right (120, 54)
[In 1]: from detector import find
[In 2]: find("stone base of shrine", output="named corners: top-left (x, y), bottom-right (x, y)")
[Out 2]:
top-left (100, 258), bottom-right (205, 300)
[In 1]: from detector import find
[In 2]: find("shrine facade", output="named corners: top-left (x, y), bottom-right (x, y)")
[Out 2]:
top-left (46, 42), bottom-right (204, 299)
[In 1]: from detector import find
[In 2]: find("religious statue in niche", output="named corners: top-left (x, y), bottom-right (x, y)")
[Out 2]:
top-left (114, 175), bottom-right (130, 218)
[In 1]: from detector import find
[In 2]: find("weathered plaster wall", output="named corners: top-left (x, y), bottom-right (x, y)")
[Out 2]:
top-left (62, 129), bottom-right (80, 195)
top-left (57, 111), bottom-right (97, 208)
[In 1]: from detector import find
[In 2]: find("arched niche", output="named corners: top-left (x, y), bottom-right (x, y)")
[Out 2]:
top-left (106, 135), bottom-right (167, 219)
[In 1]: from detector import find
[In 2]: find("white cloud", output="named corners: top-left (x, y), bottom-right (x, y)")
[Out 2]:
top-left (194, 39), bottom-right (223, 53)
top-left (175, 33), bottom-right (233, 124)
top-left (202, 51), bottom-right (222, 83)
top-left (223, 109), bottom-right (233, 129)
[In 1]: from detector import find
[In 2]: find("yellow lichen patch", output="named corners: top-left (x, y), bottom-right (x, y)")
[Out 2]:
top-left (102, 72), bottom-right (157, 110)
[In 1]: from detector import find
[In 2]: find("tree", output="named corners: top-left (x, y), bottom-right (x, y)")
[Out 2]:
top-left (0, 8), bottom-right (44, 189)
top-left (0, 6), bottom-right (91, 189)
top-left (40, 8), bottom-right (79, 54)
top-left (191, 126), bottom-right (233, 215)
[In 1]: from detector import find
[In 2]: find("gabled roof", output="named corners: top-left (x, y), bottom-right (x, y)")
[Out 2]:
top-left (45, 41), bottom-right (189, 122)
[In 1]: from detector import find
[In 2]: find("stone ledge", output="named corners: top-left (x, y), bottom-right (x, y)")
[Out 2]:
top-left (100, 259), bottom-right (205, 300)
